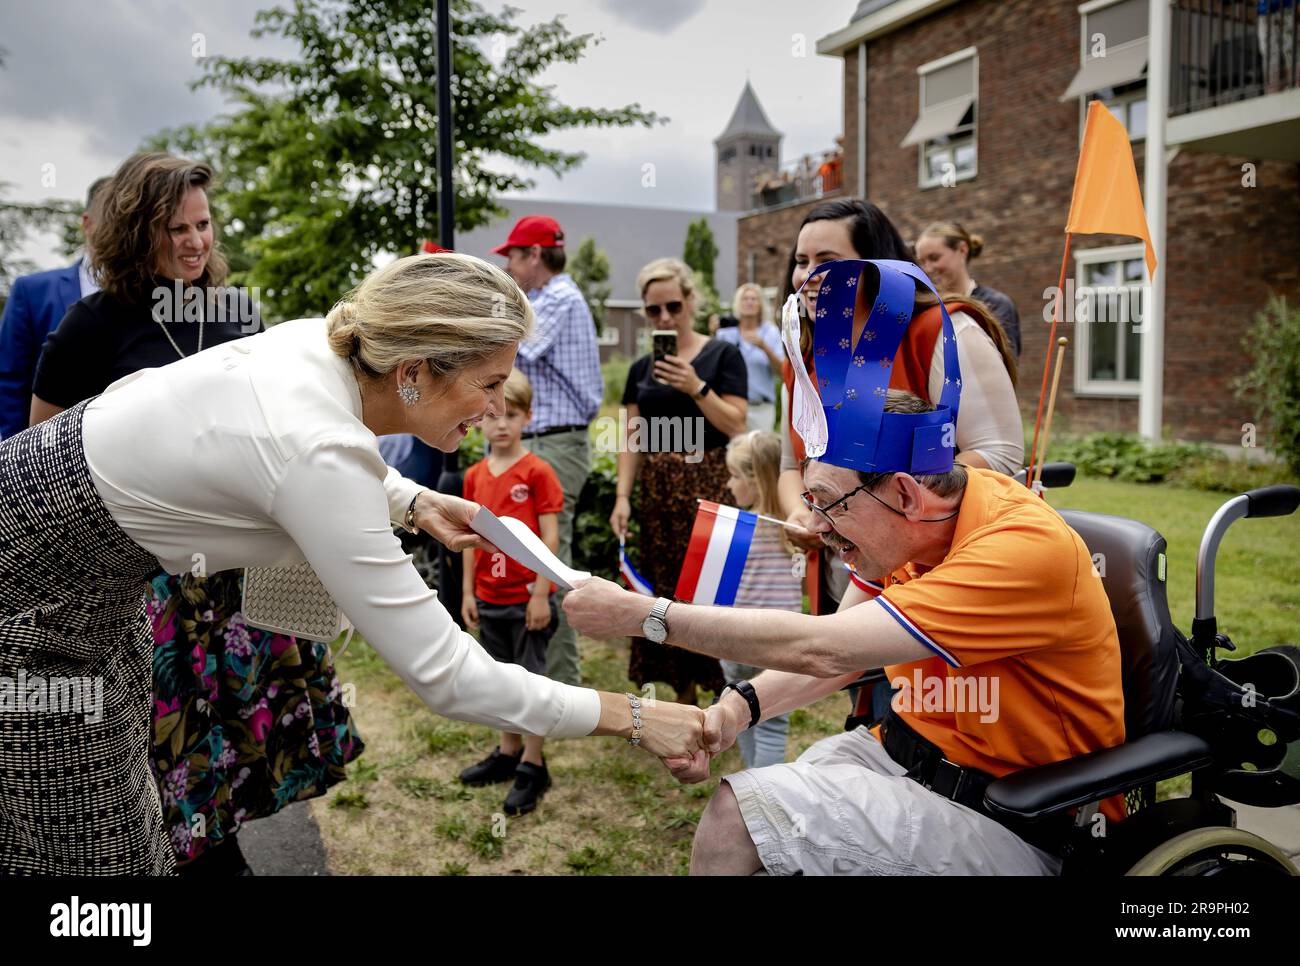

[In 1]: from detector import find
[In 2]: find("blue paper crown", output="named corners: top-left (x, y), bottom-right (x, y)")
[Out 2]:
top-left (784, 258), bottom-right (961, 474)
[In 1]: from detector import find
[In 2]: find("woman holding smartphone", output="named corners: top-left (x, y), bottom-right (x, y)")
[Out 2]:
top-left (610, 257), bottom-right (748, 704)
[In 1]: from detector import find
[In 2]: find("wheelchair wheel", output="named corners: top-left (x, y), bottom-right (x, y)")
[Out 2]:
top-left (1126, 827), bottom-right (1298, 877)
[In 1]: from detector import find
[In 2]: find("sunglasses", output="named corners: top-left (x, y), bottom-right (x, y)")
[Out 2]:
top-left (644, 300), bottom-right (684, 319)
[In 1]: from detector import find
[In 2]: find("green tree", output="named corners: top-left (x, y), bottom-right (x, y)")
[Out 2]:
top-left (690, 269), bottom-right (723, 335)
top-left (149, 0), bottom-right (662, 320)
top-left (0, 51), bottom-right (82, 300)
top-left (0, 184), bottom-right (80, 300)
top-left (568, 236), bottom-right (611, 333)
top-left (683, 216), bottom-right (718, 292)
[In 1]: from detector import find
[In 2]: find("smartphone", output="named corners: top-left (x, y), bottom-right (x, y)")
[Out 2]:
top-left (652, 330), bottom-right (677, 383)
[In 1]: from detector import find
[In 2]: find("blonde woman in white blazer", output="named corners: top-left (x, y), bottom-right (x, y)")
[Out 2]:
top-left (0, 252), bottom-right (704, 875)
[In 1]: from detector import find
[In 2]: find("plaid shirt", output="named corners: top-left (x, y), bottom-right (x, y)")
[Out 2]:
top-left (516, 273), bottom-right (604, 432)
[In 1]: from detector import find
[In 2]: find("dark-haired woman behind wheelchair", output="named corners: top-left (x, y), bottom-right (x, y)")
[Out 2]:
top-left (990, 465), bottom-right (1300, 877)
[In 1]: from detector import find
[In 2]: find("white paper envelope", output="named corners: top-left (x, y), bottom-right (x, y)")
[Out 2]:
top-left (469, 506), bottom-right (591, 591)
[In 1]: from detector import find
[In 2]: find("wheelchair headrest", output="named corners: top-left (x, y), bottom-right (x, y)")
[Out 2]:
top-left (1059, 509), bottom-right (1181, 739)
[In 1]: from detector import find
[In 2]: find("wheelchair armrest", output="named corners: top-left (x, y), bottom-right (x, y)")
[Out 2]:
top-left (983, 731), bottom-right (1214, 821)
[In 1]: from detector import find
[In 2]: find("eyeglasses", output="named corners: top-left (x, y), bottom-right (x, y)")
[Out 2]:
top-left (801, 483), bottom-right (961, 525)
top-left (644, 300), bottom-right (684, 319)
top-left (799, 484), bottom-right (873, 526)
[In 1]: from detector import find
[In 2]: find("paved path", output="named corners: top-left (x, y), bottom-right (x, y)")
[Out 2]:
top-left (239, 800), bottom-right (331, 876)
top-left (1229, 800), bottom-right (1300, 865)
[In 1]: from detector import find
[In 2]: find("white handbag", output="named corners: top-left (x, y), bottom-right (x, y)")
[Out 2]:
top-left (241, 563), bottom-right (355, 653)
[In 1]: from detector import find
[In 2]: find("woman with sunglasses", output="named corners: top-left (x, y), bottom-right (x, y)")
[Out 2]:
top-left (611, 258), bottom-right (748, 704)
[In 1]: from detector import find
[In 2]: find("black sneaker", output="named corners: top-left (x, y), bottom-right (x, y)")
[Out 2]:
top-left (459, 746), bottom-right (522, 786)
top-left (503, 760), bottom-right (551, 816)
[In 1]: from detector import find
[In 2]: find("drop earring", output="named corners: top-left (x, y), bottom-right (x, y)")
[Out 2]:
top-left (398, 382), bottom-right (421, 406)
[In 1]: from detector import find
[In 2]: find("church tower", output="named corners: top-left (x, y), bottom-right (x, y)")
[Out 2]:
top-left (715, 81), bottom-right (782, 211)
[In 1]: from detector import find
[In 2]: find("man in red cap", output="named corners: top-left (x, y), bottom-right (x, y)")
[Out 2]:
top-left (490, 215), bottom-right (603, 771)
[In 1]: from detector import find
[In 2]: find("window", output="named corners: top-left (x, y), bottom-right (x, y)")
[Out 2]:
top-left (1092, 80), bottom-right (1148, 139)
top-left (902, 47), bottom-right (977, 189)
top-left (1073, 244), bottom-right (1147, 397)
top-left (1062, 0), bottom-right (1149, 141)
top-left (719, 146), bottom-right (736, 163)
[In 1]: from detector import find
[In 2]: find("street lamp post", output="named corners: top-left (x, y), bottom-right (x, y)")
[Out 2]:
top-left (436, 0), bottom-right (455, 250)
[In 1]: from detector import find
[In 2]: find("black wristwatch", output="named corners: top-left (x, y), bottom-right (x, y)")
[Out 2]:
top-left (693, 381), bottom-right (711, 399)
top-left (720, 680), bottom-right (761, 729)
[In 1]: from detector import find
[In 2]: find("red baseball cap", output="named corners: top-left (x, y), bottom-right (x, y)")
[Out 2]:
top-left (491, 215), bottom-right (565, 255)
top-left (421, 240), bottom-right (452, 254)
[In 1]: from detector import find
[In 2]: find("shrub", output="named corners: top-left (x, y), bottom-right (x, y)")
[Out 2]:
top-left (572, 446), bottom-right (639, 581)
top-left (602, 354), bottom-right (632, 412)
top-left (457, 424), bottom-right (486, 466)
top-left (1048, 432), bottom-right (1217, 483)
top-left (1046, 431), bottom-right (1299, 492)
top-left (1169, 453), bottom-right (1299, 493)
top-left (1235, 295), bottom-right (1300, 476)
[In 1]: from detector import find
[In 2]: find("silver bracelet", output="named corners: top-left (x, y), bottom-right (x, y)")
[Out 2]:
top-left (404, 493), bottom-right (421, 533)
top-left (627, 693), bottom-right (643, 747)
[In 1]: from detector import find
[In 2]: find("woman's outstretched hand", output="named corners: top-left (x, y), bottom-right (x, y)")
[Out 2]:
top-left (634, 698), bottom-right (707, 760)
top-left (661, 697), bottom-right (746, 783)
top-left (413, 490), bottom-right (498, 554)
top-left (595, 690), bottom-right (706, 759)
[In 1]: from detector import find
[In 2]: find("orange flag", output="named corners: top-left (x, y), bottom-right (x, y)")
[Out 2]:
top-left (1065, 100), bottom-right (1157, 278)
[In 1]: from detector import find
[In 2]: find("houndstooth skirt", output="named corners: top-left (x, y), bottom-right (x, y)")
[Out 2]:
top-left (0, 399), bottom-right (173, 874)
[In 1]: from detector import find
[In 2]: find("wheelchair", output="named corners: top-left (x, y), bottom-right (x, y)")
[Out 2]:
top-left (849, 463), bottom-right (1300, 876)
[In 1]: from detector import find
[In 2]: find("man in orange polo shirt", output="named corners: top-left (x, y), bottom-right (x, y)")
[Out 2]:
top-left (564, 389), bottom-right (1125, 875)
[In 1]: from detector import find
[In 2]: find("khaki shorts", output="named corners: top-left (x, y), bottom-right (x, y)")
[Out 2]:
top-left (722, 727), bottom-right (1062, 876)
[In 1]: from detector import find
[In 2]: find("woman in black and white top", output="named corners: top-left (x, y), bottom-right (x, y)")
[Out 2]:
top-left (0, 249), bottom-right (705, 875)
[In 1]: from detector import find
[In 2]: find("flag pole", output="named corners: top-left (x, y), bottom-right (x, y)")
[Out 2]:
top-left (1026, 233), bottom-right (1072, 486)
top-left (696, 499), bottom-right (811, 534)
top-left (1032, 337), bottom-right (1069, 490)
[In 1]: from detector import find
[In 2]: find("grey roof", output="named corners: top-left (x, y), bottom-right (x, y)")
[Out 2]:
top-left (453, 198), bottom-right (739, 304)
top-left (851, 0), bottom-right (901, 21)
top-left (715, 81), bottom-right (780, 143)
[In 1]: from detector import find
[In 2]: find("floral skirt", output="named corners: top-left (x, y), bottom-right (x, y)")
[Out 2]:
top-left (628, 447), bottom-right (728, 696)
top-left (147, 570), bottom-right (363, 862)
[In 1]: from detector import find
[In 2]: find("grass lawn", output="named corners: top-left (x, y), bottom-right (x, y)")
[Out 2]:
top-left (313, 633), bottom-right (849, 875)
top-left (1046, 477), bottom-right (1300, 658)
top-left (314, 476), bottom-right (1298, 873)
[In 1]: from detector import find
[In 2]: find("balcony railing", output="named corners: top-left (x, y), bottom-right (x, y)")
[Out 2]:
top-left (1171, 0), bottom-right (1298, 117)
top-left (751, 149), bottom-right (844, 210)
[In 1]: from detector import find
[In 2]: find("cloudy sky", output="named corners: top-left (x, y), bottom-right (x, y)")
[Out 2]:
top-left (0, 0), bottom-right (852, 270)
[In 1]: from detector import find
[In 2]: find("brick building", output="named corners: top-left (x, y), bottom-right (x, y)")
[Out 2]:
top-left (737, 0), bottom-right (1300, 445)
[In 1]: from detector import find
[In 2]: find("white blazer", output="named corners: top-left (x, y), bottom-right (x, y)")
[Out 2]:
top-left (82, 318), bottom-right (601, 739)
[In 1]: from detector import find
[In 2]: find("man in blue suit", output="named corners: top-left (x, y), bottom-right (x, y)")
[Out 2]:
top-left (0, 176), bottom-right (110, 439)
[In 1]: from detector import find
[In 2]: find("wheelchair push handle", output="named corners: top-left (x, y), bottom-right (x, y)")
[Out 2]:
top-left (1245, 484), bottom-right (1300, 519)
top-left (1012, 462), bottom-right (1077, 489)
top-left (1194, 484), bottom-right (1300, 657)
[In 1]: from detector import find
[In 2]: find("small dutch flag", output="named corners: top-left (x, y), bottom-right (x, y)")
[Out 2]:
top-left (673, 501), bottom-right (757, 607)
top-left (619, 538), bottom-right (654, 596)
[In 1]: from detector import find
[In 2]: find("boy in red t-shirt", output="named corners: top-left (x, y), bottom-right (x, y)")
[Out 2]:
top-left (458, 369), bottom-right (566, 815)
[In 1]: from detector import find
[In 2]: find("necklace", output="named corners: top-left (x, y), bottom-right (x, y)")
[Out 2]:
top-left (154, 291), bottom-right (205, 360)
